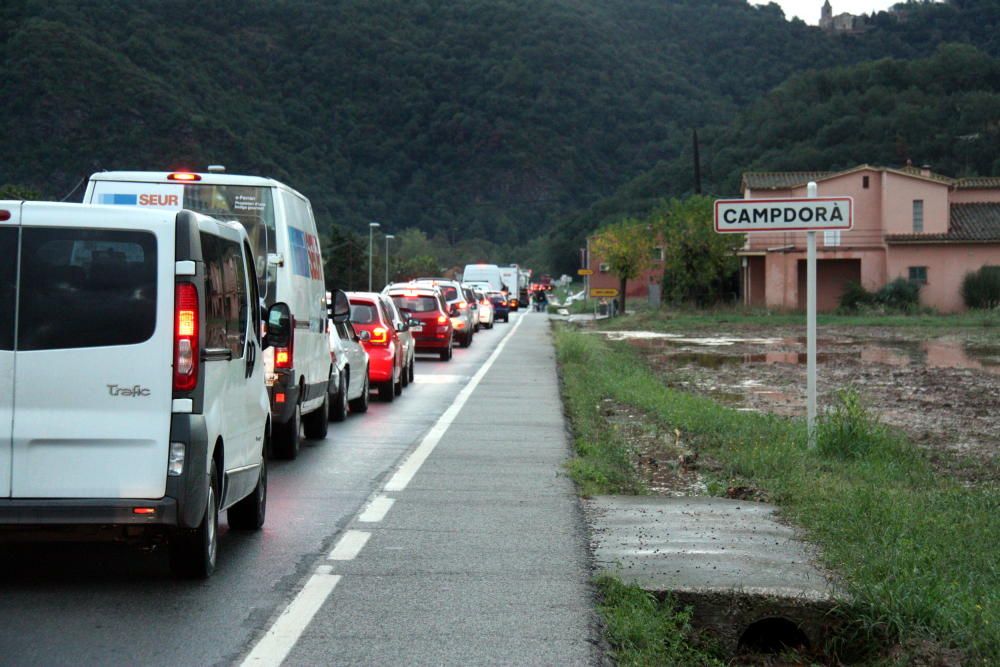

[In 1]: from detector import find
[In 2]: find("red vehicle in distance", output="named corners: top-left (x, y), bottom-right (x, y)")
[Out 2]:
top-left (386, 285), bottom-right (454, 361)
top-left (346, 292), bottom-right (405, 402)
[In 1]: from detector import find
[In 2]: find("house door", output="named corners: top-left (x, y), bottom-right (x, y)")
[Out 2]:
top-left (797, 259), bottom-right (862, 311)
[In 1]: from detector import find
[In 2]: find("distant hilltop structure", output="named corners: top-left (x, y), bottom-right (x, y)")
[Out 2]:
top-left (819, 0), bottom-right (872, 34)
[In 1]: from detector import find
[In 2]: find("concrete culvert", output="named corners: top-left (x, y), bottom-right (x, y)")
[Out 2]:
top-left (738, 617), bottom-right (810, 654)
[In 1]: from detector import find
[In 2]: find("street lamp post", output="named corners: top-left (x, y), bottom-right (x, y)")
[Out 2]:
top-left (368, 222), bottom-right (380, 291)
top-left (384, 234), bottom-right (395, 288)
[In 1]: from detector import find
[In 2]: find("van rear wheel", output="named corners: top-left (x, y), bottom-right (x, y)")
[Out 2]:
top-left (303, 393), bottom-right (329, 439)
top-left (169, 461), bottom-right (218, 579)
top-left (272, 404), bottom-right (301, 459)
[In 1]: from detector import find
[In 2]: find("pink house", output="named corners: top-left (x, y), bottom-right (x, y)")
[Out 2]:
top-left (738, 165), bottom-right (1000, 312)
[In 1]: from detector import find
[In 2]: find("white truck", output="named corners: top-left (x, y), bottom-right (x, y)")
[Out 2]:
top-left (84, 170), bottom-right (333, 459)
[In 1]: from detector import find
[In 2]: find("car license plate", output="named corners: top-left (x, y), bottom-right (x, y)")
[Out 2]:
top-left (411, 325), bottom-right (423, 332)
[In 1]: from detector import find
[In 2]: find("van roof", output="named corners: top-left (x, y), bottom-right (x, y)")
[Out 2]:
top-left (88, 171), bottom-right (309, 201)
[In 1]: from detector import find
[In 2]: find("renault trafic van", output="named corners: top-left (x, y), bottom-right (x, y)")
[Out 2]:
top-left (83, 171), bottom-right (332, 459)
top-left (0, 201), bottom-right (293, 578)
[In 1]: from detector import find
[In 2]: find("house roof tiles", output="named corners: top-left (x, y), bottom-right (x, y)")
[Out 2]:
top-left (742, 172), bottom-right (836, 190)
top-left (886, 203), bottom-right (1000, 243)
top-left (955, 177), bottom-right (1000, 190)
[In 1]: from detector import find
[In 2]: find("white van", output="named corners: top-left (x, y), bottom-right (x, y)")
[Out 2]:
top-left (462, 264), bottom-right (505, 293)
top-left (499, 265), bottom-right (520, 309)
top-left (0, 201), bottom-right (297, 577)
top-left (83, 171), bottom-right (332, 459)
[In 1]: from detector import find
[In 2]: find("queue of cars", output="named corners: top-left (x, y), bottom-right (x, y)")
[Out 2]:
top-left (0, 167), bottom-right (527, 578)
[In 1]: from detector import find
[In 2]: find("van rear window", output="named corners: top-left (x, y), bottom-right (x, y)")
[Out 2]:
top-left (0, 228), bottom-right (16, 350)
top-left (18, 228), bottom-right (157, 350)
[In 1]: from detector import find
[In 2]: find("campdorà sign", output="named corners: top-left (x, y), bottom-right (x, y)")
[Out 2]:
top-left (714, 197), bottom-right (853, 233)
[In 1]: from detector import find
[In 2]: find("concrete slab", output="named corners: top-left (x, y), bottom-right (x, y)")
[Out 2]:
top-left (586, 495), bottom-right (841, 602)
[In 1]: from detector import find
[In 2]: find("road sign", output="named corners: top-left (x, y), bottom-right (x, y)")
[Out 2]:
top-left (714, 197), bottom-right (852, 233)
top-left (589, 288), bottom-right (618, 298)
top-left (577, 268), bottom-right (593, 276)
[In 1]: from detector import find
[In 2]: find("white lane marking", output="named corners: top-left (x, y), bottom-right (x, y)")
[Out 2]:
top-left (358, 495), bottom-right (394, 523)
top-left (327, 530), bottom-right (371, 561)
top-left (240, 569), bottom-right (341, 667)
top-left (412, 374), bottom-right (469, 384)
top-left (384, 312), bottom-right (527, 492)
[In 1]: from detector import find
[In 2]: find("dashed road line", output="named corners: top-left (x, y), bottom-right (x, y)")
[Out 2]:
top-left (327, 530), bottom-right (371, 561)
top-left (358, 495), bottom-right (394, 523)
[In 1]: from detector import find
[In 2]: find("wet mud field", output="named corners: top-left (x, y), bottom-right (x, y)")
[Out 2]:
top-left (597, 327), bottom-right (1000, 484)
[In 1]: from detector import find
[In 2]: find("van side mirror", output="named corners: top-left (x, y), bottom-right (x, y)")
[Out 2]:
top-left (263, 302), bottom-right (292, 350)
top-left (330, 289), bottom-right (351, 323)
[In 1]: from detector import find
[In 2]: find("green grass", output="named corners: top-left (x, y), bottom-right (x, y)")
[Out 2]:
top-left (555, 326), bottom-right (999, 662)
top-left (598, 306), bottom-right (1000, 333)
top-left (595, 575), bottom-right (725, 666)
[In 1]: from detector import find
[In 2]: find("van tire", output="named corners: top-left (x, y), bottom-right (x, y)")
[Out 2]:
top-left (303, 393), bottom-right (329, 440)
top-left (349, 372), bottom-right (369, 413)
top-left (169, 461), bottom-right (219, 579)
top-left (228, 445), bottom-right (267, 530)
top-left (330, 374), bottom-right (348, 422)
top-left (378, 380), bottom-right (395, 402)
top-left (272, 404), bottom-right (301, 459)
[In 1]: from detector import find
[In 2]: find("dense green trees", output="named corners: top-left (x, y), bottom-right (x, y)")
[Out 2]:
top-left (2, 0), bottom-right (999, 278)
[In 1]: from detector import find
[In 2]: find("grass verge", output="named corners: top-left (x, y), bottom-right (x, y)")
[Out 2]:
top-left (555, 325), bottom-right (998, 663)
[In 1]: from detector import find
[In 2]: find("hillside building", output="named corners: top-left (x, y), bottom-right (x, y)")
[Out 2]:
top-left (819, 1), bottom-right (871, 34)
top-left (738, 164), bottom-right (1000, 312)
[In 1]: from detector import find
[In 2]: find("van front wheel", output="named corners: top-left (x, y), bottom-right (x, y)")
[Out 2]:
top-left (303, 393), bottom-right (329, 440)
top-left (169, 461), bottom-right (219, 579)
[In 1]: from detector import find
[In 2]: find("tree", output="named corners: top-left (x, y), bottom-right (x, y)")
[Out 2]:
top-left (589, 218), bottom-right (655, 315)
top-left (657, 196), bottom-right (744, 305)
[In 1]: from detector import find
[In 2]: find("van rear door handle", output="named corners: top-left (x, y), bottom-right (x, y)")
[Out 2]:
top-left (246, 342), bottom-right (256, 378)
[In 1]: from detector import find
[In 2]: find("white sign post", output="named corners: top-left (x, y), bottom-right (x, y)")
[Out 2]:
top-left (714, 186), bottom-right (853, 448)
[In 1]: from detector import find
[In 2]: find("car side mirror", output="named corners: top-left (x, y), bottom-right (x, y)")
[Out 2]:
top-left (358, 330), bottom-right (371, 342)
top-left (263, 302), bottom-right (292, 350)
top-left (330, 289), bottom-right (351, 323)
top-left (395, 322), bottom-right (406, 332)
top-left (407, 318), bottom-right (421, 328)
top-left (449, 305), bottom-right (459, 317)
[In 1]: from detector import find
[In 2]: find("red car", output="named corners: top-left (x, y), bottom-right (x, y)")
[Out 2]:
top-left (347, 292), bottom-right (405, 402)
top-left (387, 285), bottom-right (454, 361)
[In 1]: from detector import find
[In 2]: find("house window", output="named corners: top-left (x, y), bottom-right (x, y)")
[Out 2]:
top-left (912, 200), bottom-right (924, 233)
top-left (651, 247), bottom-right (664, 261)
top-left (824, 230), bottom-right (841, 247)
top-left (862, 175), bottom-right (869, 189)
top-left (599, 263), bottom-right (609, 273)
top-left (908, 266), bottom-right (928, 284)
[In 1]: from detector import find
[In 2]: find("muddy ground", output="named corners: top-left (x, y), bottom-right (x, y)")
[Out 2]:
top-left (595, 326), bottom-right (1000, 485)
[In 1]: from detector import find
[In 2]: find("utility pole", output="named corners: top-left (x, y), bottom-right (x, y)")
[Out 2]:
top-left (368, 221), bottom-right (380, 291)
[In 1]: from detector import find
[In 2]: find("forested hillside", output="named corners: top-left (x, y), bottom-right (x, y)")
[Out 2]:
top-left (2, 0), bottom-right (999, 275)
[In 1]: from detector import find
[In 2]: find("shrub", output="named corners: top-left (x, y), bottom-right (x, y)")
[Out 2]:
top-left (816, 388), bottom-right (891, 459)
top-left (838, 281), bottom-right (875, 311)
top-left (876, 277), bottom-right (922, 312)
top-left (961, 265), bottom-right (1000, 309)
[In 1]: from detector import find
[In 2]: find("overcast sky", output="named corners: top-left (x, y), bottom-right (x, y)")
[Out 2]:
top-left (768, 1), bottom-right (909, 25)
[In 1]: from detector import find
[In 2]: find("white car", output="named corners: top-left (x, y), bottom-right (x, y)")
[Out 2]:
top-left (475, 289), bottom-right (494, 328)
top-left (327, 305), bottom-right (370, 421)
top-left (0, 201), bottom-right (293, 578)
top-left (84, 170), bottom-right (333, 460)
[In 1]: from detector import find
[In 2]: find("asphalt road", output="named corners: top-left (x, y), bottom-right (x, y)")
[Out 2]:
top-left (0, 311), bottom-right (599, 666)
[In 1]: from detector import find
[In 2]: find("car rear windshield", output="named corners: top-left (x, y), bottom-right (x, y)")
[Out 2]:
top-left (390, 294), bottom-right (439, 313)
top-left (439, 286), bottom-right (459, 300)
top-left (349, 302), bottom-right (378, 324)
top-left (17, 228), bottom-right (157, 350)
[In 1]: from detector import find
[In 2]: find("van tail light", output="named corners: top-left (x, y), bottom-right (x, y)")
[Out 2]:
top-left (275, 316), bottom-right (295, 369)
top-left (173, 283), bottom-right (199, 392)
top-left (369, 326), bottom-right (389, 346)
top-left (167, 172), bottom-right (201, 182)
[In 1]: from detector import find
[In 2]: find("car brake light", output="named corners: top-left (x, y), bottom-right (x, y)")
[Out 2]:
top-left (167, 172), bottom-right (201, 182)
top-left (437, 315), bottom-right (448, 325)
top-left (457, 302), bottom-right (467, 310)
top-left (173, 283), bottom-right (199, 392)
top-left (274, 313), bottom-right (294, 369)
top-left (370, 326), bottom-right (389, 345)
top-left (133, 507), bottom-right (156, 515)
